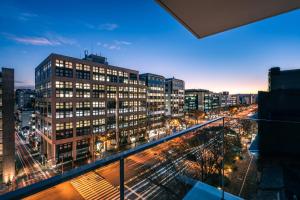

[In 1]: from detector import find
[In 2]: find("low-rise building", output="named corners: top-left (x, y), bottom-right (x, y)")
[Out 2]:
top-left (184, 89), bottom-right (209, 112)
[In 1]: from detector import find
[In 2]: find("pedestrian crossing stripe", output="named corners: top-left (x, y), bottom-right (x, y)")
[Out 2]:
top-left (71, 172), bottom-right (121, 200)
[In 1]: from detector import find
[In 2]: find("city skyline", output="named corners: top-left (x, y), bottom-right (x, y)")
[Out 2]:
top-left (1, 1), bottom-right (300, 93)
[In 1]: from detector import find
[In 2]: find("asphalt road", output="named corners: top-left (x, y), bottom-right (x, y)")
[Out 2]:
top-left (18, 105), bottom-right (257, 199)
top-left (15, 133), bottom-right (55, 188)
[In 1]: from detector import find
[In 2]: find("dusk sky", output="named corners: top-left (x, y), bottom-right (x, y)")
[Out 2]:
top-left (1, 0), bottom-right (300, 93)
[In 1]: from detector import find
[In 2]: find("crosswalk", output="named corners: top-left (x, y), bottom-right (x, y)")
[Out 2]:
top-left (71, 172), bottom-right (120, 200)
top-left (70, 138), bottom-right (219, 200)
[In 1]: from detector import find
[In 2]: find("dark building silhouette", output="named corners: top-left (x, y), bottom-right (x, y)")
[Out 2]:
top-left (258, 67), bottom-right (300, 157)
top-left (258, 67), bottom-right (300, 199)
top-left (0, 68), bottom-right (15, 183)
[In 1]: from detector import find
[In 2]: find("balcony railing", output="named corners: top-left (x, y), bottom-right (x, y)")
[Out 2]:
top-left (2, 116), bottom-right (289, 200)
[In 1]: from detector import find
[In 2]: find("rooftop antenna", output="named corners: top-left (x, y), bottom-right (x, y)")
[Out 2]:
top-left (84, 50), bottom-right (88, 58)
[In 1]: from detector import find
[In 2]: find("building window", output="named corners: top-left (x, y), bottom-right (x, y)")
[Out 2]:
top-left (55, 60), bottom-right (73, 78)
top-left (76, 120), bottom-right (90, 136)
top-left (76, 64), bottom-right (90, 80)
top-left (55, 81), bottom-right (73, 98)
top-left (56, 123), bottom-right (73, 140)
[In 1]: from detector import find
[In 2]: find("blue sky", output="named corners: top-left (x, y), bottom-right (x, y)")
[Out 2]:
top-left (1, 0), bottom-right (300, 93)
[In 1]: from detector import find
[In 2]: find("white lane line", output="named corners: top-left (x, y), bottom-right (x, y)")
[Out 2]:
top-left (239, 154), bottom-right (253, 196)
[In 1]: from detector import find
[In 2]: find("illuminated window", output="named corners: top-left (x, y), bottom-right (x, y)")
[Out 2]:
top-left (76, 121), bottom-right (84, 128)
top-left (65, 62), bottom-right (73, 69)
top-left (55, 81), bottom-right (64, 88)
top-left (65, 122), bottom-right (73, 129)
top-left (83, 83), bottom-right (90, 90)
top-left (83, 65), bottom-right (90, 71)
top-left (76, 83), bottom-right (83, 88)
top-left (65, 82), bottom-right (72, 88)
top-left (55, 60), bottom-right (64, 67)
top-left (56, 103), bottom-right (64, 109)
top-left (93, 118), bottom-right (105, 125)
top-left (76, 63), bottom-right (83, 70)
top-left (56, 124), bottom-right (64, 130)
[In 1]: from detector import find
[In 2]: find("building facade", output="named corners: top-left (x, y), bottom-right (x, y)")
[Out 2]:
top-left (184, 89), bottom-right (209, 112)
top-left (220, 91), bottom-right (229, 107)
top-left (15, 89), bottom-right (36, 110)
top-left (204, 92), bottom-right (221, 111)
top-left (35, 53), bottom-right (147, 164)
top-left (140, 73), bottom-right (165, 138)
top-left (165, 78), bottom-right (185, 118)
top-left (0, 68), bottom-right (15, 183)
top-left (228, 94), bottom-right (238, 106)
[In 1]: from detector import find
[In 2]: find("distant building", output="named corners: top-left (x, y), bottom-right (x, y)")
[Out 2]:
top-left (204, 92), bottom-right (221, 111)
top-left (220, 91), bottom-right (229, 107)
top-left (140, 73), bottom-right (166, 137)
top-left (228, 95), bottom-right (238, 106)
top-left (258, 67), bottom-right (300, 157)
top-left (165, 78), bottom-right (185, 118)
top-left (0, 68), bottom-right (15, 183)
top-left (15, 89), bottom-right (36, 110)
top-left (35, 53), bottom-right (147, 165)
top-left (238, 94), bottom-right (257, 105)
top-left (184, 89), bottom-right (209, 112)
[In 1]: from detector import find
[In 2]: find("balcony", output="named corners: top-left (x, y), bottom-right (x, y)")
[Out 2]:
top-left (2, 116), bottom-right (300, 199)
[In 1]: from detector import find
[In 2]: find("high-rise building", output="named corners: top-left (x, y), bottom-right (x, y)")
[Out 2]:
top-left (165, 78), bottom-right (185, 118)
top-left (35, 53), bottom-right (147, 165)
top-left (258, 67), bottom-right (300, 157)
top-left (184, 89), bottom-right (209, 111)
top-left (0, 68), bottom-right (15, 183)
top-left (15, 89), bottom-right (36, 110)
top-left (139, 73), bottom-right (165, 138)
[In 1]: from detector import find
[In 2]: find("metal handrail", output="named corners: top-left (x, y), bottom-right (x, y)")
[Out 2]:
top-left (1, 117), bottom-right (224, 200)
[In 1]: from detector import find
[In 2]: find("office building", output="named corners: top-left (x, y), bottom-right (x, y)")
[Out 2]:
top-left (15, 89), bottom-right (36, 110)
top-left (140, 73), bottom-right (165, 138)
top-left (165, 78), bottom-right (185, 118)
top-left (0, 68), bottom-right (15, 183)
top-left (228, 94), bottom-right (238, 106)
top-left (35, 53), bottom-right (147, 164)
top-left (204, 92), bottom-right (221, 111)
top-left (220, 91), bottom-right (229, 107)
top-left (184, 89), bottom-right (209, 111)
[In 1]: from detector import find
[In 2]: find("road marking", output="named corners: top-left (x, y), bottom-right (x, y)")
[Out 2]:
top-left (239, 154), bottom-right (253, 196)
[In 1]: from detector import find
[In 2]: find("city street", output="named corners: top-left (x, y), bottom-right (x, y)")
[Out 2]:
top-left (26, 105), bottom-right (257, 200)
top-left (15, 132), bottom-right (55, 188)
